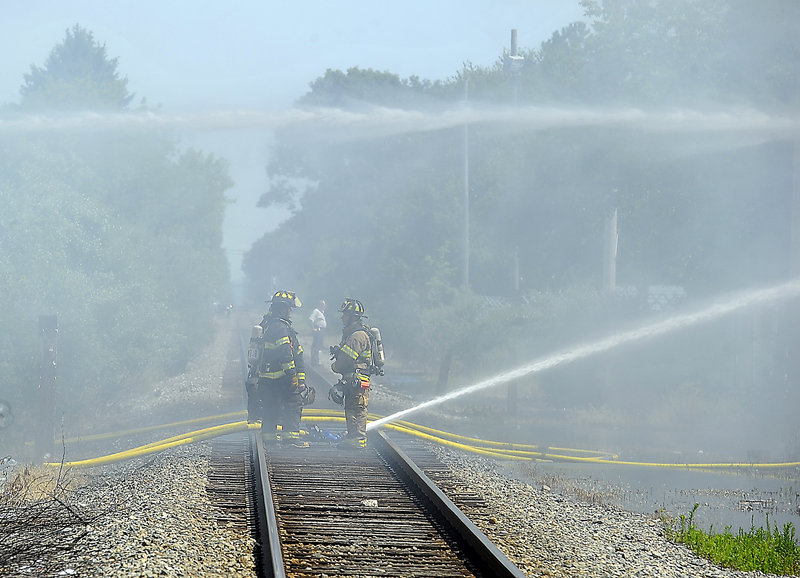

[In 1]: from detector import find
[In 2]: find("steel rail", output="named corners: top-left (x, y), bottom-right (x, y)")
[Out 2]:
top-left (251, 430), bottom-right (286, 578)
top-left (370, 429), bottom-right (527, 578)
top-left (244, 323), bottom-right (287, 577)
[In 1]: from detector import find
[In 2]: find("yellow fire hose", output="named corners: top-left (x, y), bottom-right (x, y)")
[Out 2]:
top-left (44, 409), bottom-right (800, 470)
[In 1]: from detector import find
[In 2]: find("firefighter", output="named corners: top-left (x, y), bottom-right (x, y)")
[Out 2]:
top-left (330, 298), bottom-right (372, 449)
top-left (249, 290), bottom-right (309, 448)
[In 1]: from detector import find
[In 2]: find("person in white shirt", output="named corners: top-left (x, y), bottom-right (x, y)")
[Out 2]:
top-left (308, 300), bottom-right (327, 366)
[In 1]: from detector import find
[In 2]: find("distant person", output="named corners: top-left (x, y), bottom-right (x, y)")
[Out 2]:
top-left (329, 298), bottom-right (372, 449)
top-left (247, 290), bottom-right (310, 448)
top-left (308, 300), bottom-right (327, 366)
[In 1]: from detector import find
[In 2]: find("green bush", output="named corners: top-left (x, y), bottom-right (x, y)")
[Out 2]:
top-left (663, 503), bottom-right (800, 575)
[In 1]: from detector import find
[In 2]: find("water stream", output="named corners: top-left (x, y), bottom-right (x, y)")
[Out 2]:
top-left (369, 279), bottom-right (800, 430)
top-left (2, 104), bottom-right (797, 140)
top-left (368, 280), bottom-right (800, 532)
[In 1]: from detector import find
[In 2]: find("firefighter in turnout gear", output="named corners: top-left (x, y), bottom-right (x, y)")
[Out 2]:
top-left (330, 298), bottom-right (372, 449)
top-left (247, 290), bottom-right (309, 448)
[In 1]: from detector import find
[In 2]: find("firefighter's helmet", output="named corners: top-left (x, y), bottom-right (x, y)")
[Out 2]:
top-left (338, 298), bottom-right (365, 317)
top-left (270, 290), bottom-right (302, 308)
top-left (328, 383), bottom-right (345, 405)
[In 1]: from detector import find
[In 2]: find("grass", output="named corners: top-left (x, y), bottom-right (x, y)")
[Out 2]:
top-left (662, 503), bottom-right (800, 575)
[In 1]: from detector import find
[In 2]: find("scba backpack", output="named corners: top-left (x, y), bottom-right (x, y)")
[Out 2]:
top-left (246, 325), bottom-right (264, 385)
top-left (367, 326), bottom-right (385, 376)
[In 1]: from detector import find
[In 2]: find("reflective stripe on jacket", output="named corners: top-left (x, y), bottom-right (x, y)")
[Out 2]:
top-left (331, 321), bottom-right (371, 380)
top-left (257, 314), bottom-right (305, 382)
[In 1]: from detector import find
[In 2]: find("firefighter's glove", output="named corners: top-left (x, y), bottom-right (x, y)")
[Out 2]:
top-left (300, 385), bottom-right (316, 406)
top-left (291, 375), bottom-right (299, 389)
top-left (329, 345), bottom-right (340, 360)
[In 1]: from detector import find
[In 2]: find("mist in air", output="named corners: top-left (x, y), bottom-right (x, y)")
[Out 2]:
top-left (1, 1), bottom-right (800, 465)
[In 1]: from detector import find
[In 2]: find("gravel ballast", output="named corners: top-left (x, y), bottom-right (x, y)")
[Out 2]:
top-left (4, 314), bottom-right (795, 577)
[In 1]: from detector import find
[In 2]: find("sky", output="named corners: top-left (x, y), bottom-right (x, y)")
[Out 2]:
top-left (1, 0), bottom-right (586, 281)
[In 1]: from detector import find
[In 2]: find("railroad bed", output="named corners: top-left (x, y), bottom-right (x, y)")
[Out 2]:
top-left (263, 440), bottom-right (481, 577)
top-left (5, 314), bottom-right (765, 578)
top-left (206, 428), bottom-right (525, 577)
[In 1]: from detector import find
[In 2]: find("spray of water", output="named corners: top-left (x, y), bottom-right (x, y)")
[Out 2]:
top-left (367, 279), bottom-right (800, 431)
top-left (2, 105), bottom-right (797, 141)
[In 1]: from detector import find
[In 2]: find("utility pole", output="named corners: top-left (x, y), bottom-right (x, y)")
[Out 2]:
top-left (463, 71), bottom-right (470, 290)
top-left (504, 29), bottom-right (525, 417)
top-left (505, 29), bottom-right (524, 104)
top-left (505, 28), bottom-right (525, 297)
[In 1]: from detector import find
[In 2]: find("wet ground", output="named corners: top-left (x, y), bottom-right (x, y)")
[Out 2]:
top-left (377, 373), bottom-right (800, 535)
top-left (504, 459), bottom-right (800, 534)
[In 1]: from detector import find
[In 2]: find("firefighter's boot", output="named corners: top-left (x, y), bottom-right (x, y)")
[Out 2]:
top-left (337, 437), bottom-right (367, 450)
top-left (281, 430), bottom-right (309, 449)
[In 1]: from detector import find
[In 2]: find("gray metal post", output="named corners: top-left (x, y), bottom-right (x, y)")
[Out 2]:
top-left (511, 29), bottom-right (519, 103)
top-left (463, 73), bottom-right (470, 290)
top-left (505, 29), bottom-right (524, 412)
top-left (603, 208), bottom-right (618, 294)
top-left (788, 141), bottom-right (800, 392)
top-left (792, 142), bottom-right (800, 275)
top-left (37, 315), bottom-right (58, 458)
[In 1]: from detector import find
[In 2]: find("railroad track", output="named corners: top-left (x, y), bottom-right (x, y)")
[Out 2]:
top-left (208, 327), bottom-right (525, 577)
top-left (251, 429), bottom-right (525, 578)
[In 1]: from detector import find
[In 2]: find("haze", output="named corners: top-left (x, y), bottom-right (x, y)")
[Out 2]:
top-left (1, 1), bottom-right (584, 281)
top-left (2, 1), bottom-right (799, 467)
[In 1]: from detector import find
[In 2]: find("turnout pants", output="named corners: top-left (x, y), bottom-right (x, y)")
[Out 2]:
top-left (251, 377), bottom-right (303, 439)
top-left (344, 384), bottom-right (370, 441)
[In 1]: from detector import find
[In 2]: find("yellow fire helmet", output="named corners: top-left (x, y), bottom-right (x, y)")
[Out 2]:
top-left (270, 290), bottom-right (302, 308)
top-left (338, 298), bottom-right (365, 316)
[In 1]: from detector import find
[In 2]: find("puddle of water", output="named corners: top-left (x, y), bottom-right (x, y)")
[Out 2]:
top-left (507, 460), bottom-right (800, 534)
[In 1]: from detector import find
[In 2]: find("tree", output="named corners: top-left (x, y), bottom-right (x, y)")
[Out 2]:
top-left (299, 67), bottom-right (443, 109)
top-left (1, 26), bottom-right (232, 455)
top-left (244, 1), bottom-right (799, 385)
top-left (20, 24), bottom-right (134, 111)
top-left (523, 22), bottom-right (593, 103)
